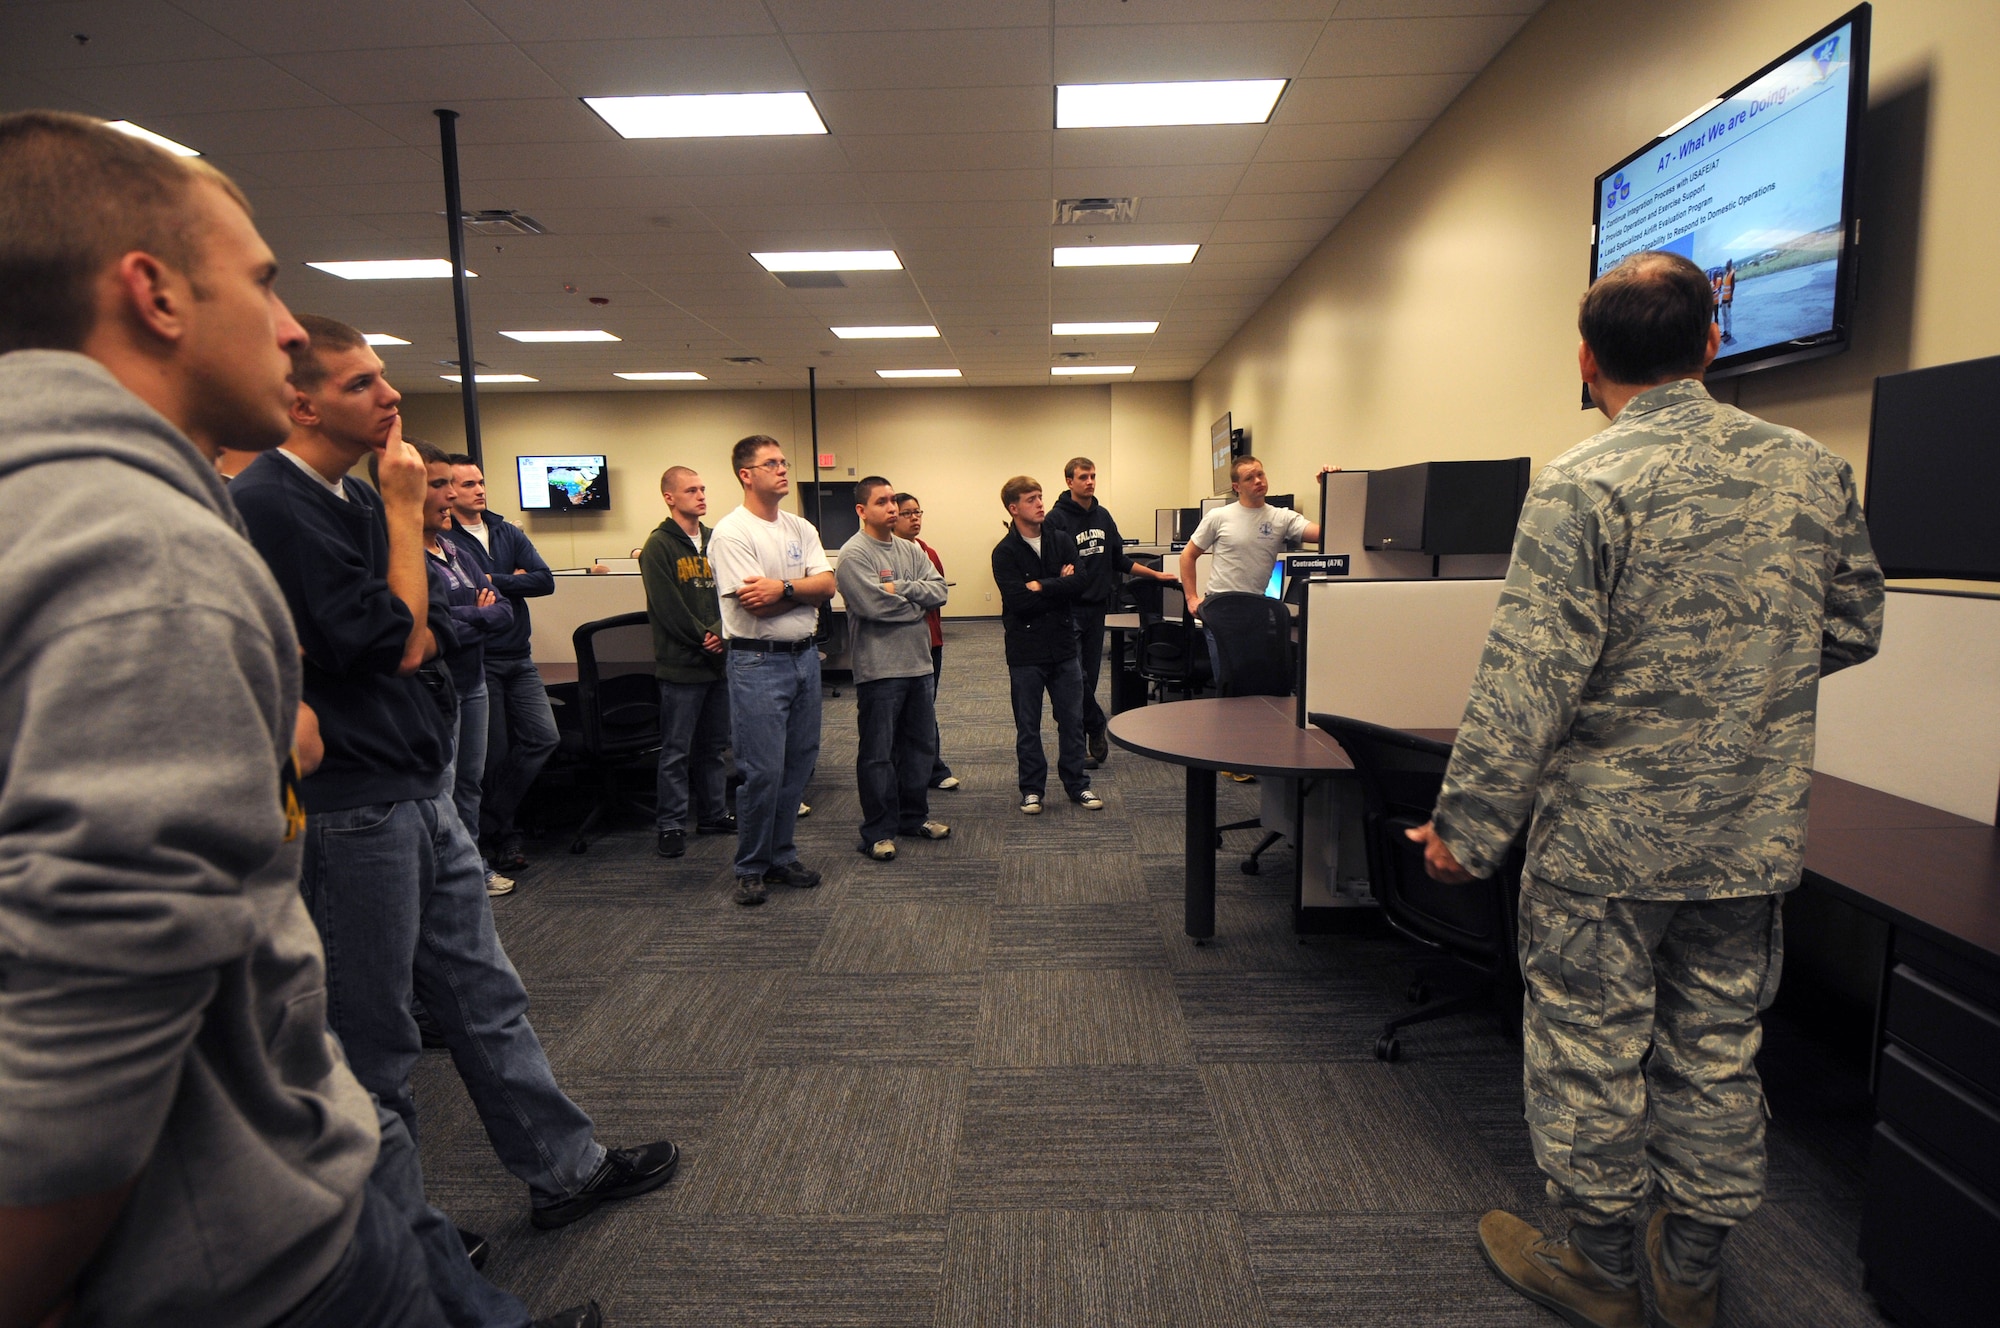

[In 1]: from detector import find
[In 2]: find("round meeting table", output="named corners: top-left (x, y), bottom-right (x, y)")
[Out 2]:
top-left (1107, 695), bottom-right (1353, 941)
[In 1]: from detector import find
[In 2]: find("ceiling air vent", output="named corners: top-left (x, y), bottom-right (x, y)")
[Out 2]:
top-left (445, 209), bottom-right (547, 237)
top-left (721, 356), bottom-right (765, 366)
top-left (1054, 351), bottom-right (1094, 362)
top-left (1054, 197), bottom-right (1138, 225)
top-left (773, 271), bottom-right (845, 289)
top-left (437, 358), bottom-right (489, 369)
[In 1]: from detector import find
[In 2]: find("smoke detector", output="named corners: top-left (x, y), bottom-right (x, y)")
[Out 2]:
top-left (446, 209), bottom-right (547, 237)
top-left (1054, 197), bottom-right (1138, 225)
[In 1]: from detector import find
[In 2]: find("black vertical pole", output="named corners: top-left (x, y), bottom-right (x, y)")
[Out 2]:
top-left (808, 366), bottom-right (821, 526)
top-left (436, 109), bottom-right (482, 467)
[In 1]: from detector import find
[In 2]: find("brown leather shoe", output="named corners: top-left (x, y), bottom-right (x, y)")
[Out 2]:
top-left (1478, 1210), bottom-right (1644, 1328)
top-left (1645, 1211), bottom-right (1719, 1328)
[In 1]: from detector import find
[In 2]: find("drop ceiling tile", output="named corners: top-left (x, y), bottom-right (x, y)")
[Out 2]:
top-left (1054, 0), bottom-right (1338, 22)
top-left (1194, 240), bottom-right (1318, 266)
top-left (271, 44), bottom-right (569, 103)
top-left (1220, 189), bottom-right (1363, 220)
top-left (786, 28), bottom-right (1052, 90)
top-left (1052, 22), bottom-right (1325, 83)
top-left (149, 105), bottom-right (405, 156)
top-left (860, 169), bottom-right (1051, 203)
top-left (876, 199), bottom-right (1053, 230)
top-left (1207, 217), bottom-right (1337, 245)
top-left (1255, 118), bottom-right (1426, 161)
top-left (814, 86), bottom-right (1053, 136)
top-left (641, 172), bottom-right (871, 208)
top-left (768, 0), bottom-right (1053, 31)
top-left (1053, 164), bottom-right (1244, 198)
top-left (1054, 125), bottom-right (1268, 170)
top-left (59, 57), bottom-right (330, 116)
top-left (1333, 0), bottom-right (1542, 17)
top-left (226, 145), bottom-right (448, 189)
top-left (840, 132), bottom-right (1051, 174)
top-left (0, 2), bottom-right (252, 73)
top-left (464, 175), bottom-right (694, 211)
top-left (1273, 72), bottom-right (1468, 123)
top-left (351, 99), bottom-right (613, 148)
top-left (174, 0), bottom-right (506, 54)
top-left (472, 0), bottom-right (777, 41)
top-left (1300, 16), bottom-right (1530, 77)
top-left (1234, 156), bottom-right (1390, 193)
top-left (1102, 195), bottom-right (1230, 225)
top-left (518, 36), bottom-right (807, 96)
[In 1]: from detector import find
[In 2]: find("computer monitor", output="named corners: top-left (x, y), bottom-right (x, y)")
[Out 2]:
top-left (1264, 556), bottom-right (1287, 600)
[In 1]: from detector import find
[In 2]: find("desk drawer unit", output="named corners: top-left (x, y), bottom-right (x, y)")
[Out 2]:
top-left (1883, 964), bottom-right (2000, 1100)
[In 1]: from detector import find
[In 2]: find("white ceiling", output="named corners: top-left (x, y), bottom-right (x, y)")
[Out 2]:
top-left (2, 0), bottom-right (1543, 392)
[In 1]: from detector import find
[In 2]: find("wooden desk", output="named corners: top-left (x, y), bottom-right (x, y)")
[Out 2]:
top-left (1107, 695), bottom-right (1352, 941)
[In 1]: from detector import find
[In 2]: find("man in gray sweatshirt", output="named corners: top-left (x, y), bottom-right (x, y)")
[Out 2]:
top-left (834, 476), bottom-right (951, 860)
top-left (0, 112), bottom-right (601, 1328)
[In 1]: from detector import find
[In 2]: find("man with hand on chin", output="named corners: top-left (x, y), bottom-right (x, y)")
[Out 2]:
top-left (1406, 251), bottom-right (1880, 1328)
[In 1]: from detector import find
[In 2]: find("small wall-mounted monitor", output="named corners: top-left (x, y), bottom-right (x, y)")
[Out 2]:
top-left (517, 454), bottom-right (609, 512)
top-left (1210, 412), bottom-right (1234, 495)
top-left (1864, 352), bottom-right (2000, 580)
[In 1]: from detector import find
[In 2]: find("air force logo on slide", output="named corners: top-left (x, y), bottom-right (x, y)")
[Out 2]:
top-left (1604, 171), bottom-right (1630, 212)
top-left (1810, 34), bottom-right (1841, 80)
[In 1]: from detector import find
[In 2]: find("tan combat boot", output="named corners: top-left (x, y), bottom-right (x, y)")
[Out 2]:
top-left (1478, 1210), bottom-right (1645, 1328)
top-left (1645, 1210), bottom-right (1719, 1328)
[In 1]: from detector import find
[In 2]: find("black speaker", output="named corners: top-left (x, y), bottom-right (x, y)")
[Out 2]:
top-left (1362, 459), bottom-right (1532, 555)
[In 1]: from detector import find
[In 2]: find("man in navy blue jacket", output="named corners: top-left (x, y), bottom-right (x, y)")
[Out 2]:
top-left (234, 316), bottom-right (676, 1253)
top-left (444, 455), bottom-right (556, 873)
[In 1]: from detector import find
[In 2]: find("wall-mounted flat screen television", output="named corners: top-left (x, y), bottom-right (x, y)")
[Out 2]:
top-left (1589, 4), bottom-right (1870, 385)
top-left (1863, 353), bottom-right (2000, 581)
top-left (517, 454), bottom-right (609, 512)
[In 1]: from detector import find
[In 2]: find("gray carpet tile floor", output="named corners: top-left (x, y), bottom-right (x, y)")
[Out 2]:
top-left (413, 621), bottom-right (1891, 1327)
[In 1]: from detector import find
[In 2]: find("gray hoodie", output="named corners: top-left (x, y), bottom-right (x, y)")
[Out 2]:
top-left (834, 530), bottom-right (948, 684)
top-left (0, 352), bottom-right (378, 1327)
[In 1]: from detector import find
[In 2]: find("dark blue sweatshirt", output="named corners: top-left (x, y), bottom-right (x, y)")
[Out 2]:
top-left (444, 511), bottom-right (551, 660)
top-left (426, 538), bottom-right (512, 691)
top-left (233, 450), bottom-right (452, 812)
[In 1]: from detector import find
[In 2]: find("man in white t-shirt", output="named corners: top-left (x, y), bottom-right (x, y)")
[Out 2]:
top-left (707, 435), bottom-right (836, 906)
top-left (1179, 455), bottom-right (1324, 678)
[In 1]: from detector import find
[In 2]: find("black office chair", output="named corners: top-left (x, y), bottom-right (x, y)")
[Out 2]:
top-left (1310, 712), bottom-right (1523, 1061)
top-left (815, 601), bottom-right (849, 698)
top-left (1201, 592), bottom-right (1296, 875)
top-left (1133, 577), bottom-right (1209, 701)
top-left (568, 612), bottom-right (663, 853)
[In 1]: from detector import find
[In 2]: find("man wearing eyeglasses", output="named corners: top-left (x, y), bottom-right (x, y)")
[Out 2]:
top-left (707, 436), bottom-right (835, 906)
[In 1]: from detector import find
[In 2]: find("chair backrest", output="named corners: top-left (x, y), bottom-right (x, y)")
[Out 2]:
top-left (1310, 712), bottom-right (1518, 968)
top-left (573, 612), bottom-right (662, 758)
top-left (1199, 592), bottom-right (1294, 698)
top-left (1132, 576), bottom-right (1166, 626)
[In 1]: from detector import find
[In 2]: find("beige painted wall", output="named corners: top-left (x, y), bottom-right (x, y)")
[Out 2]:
top-left (400, 380), bottom-right (1190, 615)
top-left (1189, 0), bottom-right (2000, 501)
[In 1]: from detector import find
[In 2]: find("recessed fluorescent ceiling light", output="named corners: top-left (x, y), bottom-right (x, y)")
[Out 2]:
top-left (753, 250), bottom-right (901, 272)
top-left (309, 259), bottom-right (468, 280)
top-left (106, 120), bottom-right (200, 156)
top-left (362, 333), bottom-right (411, 346)
top-left (1052, 365), bottom-right (1136, 376)
top-left (876, 369), bottom-right (960, 379)
top-left (831, 325), bottom-right (938, 339)
top-left (584, 92), bottom-right (826, 139)
top-left (441, 374), bottom-right (537, 383)
top-left (1053, 245), bottom-right (1198, 267)
top-left (500, 329), bottom-right (620, 342)
top-left (615, 371), bottom-right (707, 381)
top-left (1053, 321), bottom-right (1159, 336)
top-left (1056, 80), bottom-right (1287, 129)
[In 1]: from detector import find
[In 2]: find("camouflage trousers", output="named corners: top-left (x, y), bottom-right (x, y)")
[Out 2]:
top-left (1518, 877), bottom-right (1784, 1228)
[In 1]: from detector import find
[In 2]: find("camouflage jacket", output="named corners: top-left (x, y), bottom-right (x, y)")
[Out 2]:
top-left (1433, 379), bottom-right (1884, 899)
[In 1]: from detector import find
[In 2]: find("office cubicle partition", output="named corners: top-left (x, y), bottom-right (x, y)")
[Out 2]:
top-left (1301, 578), bottom-right (1506, 730)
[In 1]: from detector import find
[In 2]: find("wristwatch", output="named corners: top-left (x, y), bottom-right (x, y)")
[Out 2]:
top-left (781, 579), bottom-right (795, 600)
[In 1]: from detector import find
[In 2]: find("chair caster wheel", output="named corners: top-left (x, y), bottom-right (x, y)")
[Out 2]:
top-left (1239, 859), bottom-right (1259, 875)
top-left (1406, 981), bottom-right (1429, 1004)
top-left (1375, 1035), bottom-right (1401, 1062)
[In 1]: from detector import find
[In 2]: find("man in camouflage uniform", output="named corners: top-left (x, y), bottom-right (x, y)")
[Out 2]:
top-left (1406, 250), bottom-right (1883, 1328)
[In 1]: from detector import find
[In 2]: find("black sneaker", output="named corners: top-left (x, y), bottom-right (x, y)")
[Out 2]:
top-left (734, 874), bottom-right (767, 906)
top-left (458, 1227), bottom-right (488, 1271)
top-left (531, 1301), bottom-right (603, 1328)
top-left (495, 833), bottom-right (528, 872)
top-left (763, 860), bottom-right (821, 890)
top-left (655, 828), bottom-right (685, 859)
top-left (695, 814), bottom-right (738, 835)
top-left (530, 1140), bottom-right (679, 1230)
top-left (1088, 726), bottom-right (1109, 764)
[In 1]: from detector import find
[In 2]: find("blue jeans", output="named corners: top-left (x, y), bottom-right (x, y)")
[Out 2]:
top-left (1008, 657), bottom-right (1089, 799)
top-left (856, 674), bottom-right (936, 844)
top-left (655, 676), bottom-right (731, 831)
top-left (301, 793), bottom-right (605, 1206)
top-left (725, 647), bottom-right (821, 876)
top-left (271, 1170), bottom-right (450, 1328)
top-left (481, 655), bottom-right (558, 842)
top-left (928, 645), bottom-right (953, 785)
top-left (1073, 606), bottom-right (1108, 733)
top-left (445, 679), bottom-right (488, 852)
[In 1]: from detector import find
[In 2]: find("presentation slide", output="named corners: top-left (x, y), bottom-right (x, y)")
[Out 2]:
top-left (1594, 21), bottom-right (1856, 360)
top-left (518, 454), bottom-right (607, 511)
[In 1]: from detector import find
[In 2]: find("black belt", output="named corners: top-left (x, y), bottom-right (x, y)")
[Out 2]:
top-left (727, 637), bottom-right (816, 654)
